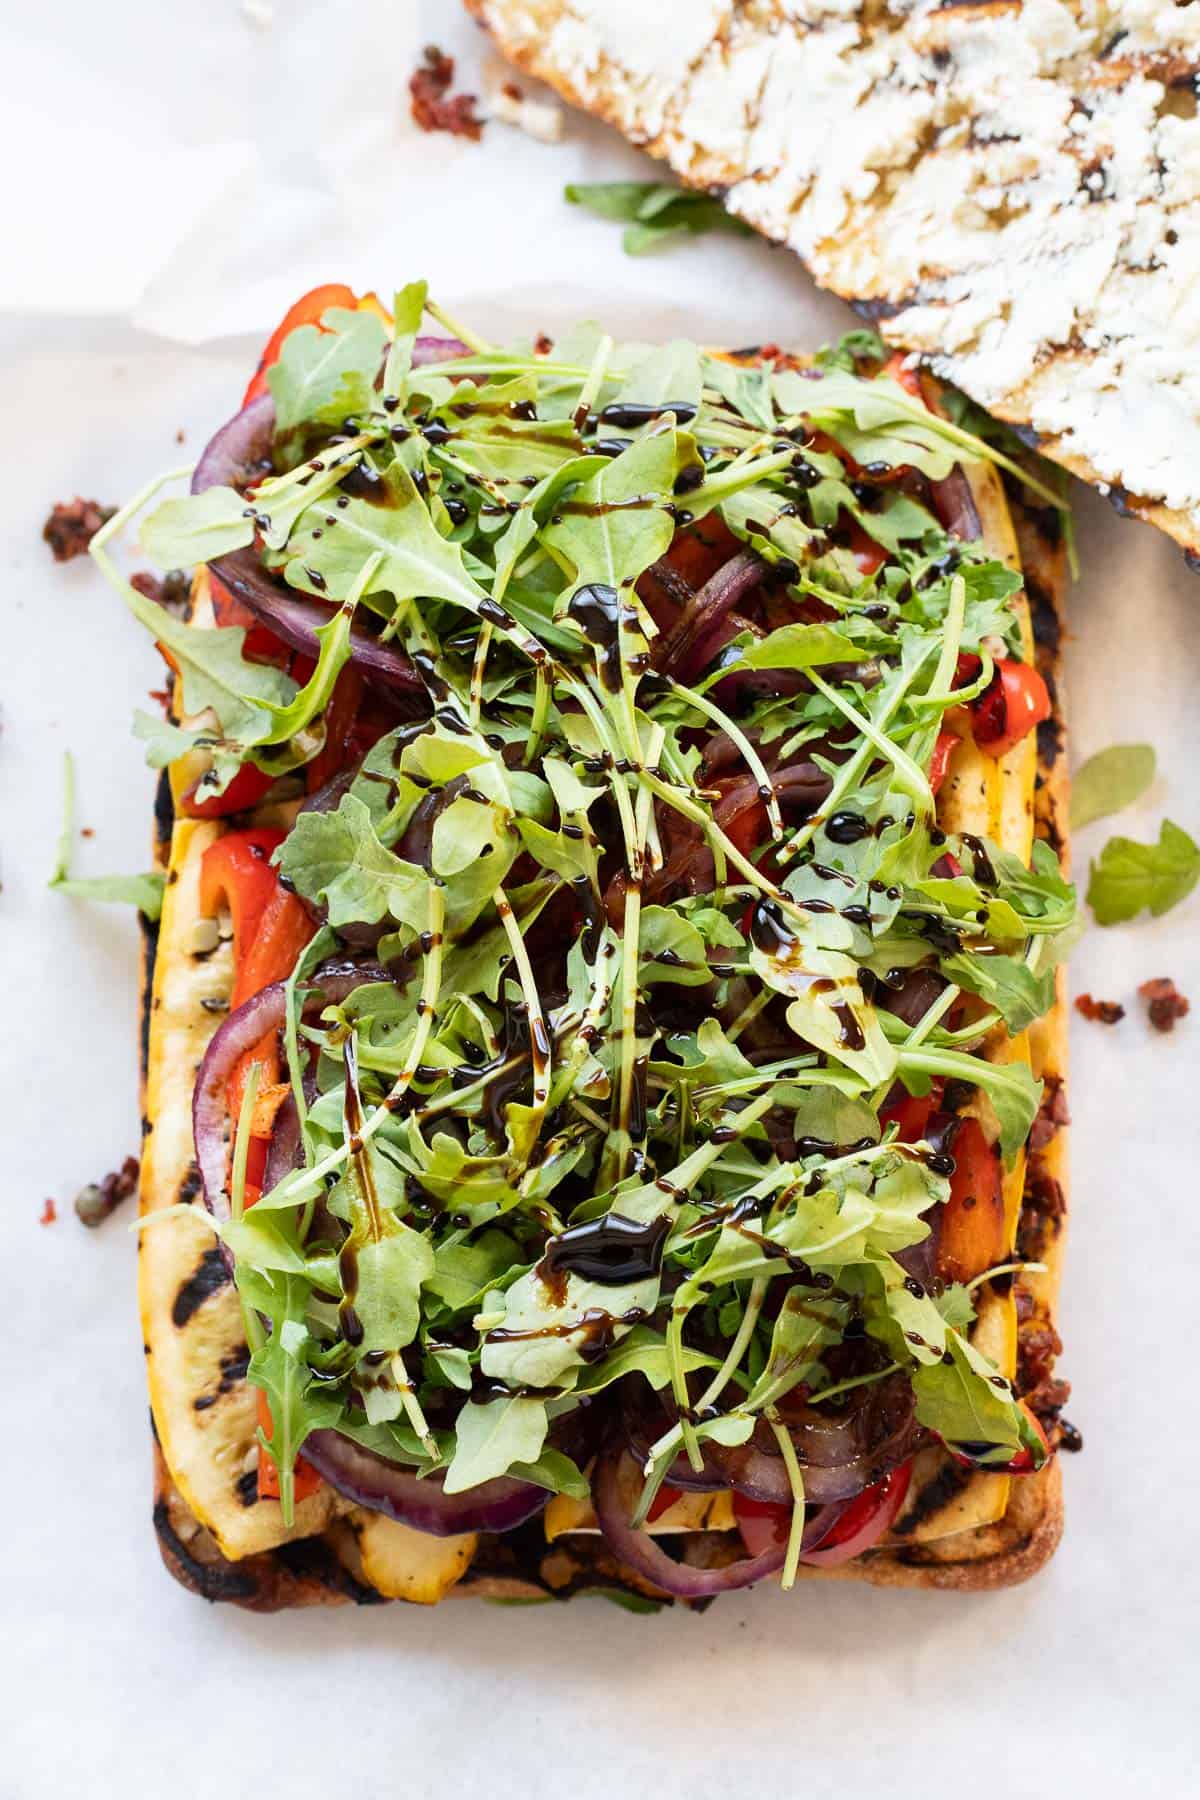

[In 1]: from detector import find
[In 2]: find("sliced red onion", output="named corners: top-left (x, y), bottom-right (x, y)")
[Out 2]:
top-left (878, 966), bottom-right (947, 1028)
top-left (193, 962), bottom-right (393, 1239)
top-left (192, 392), bottom-right (276, 496)
top-left (302, 1431), bottom-right (547, 1536)
top-left (193, 981), bottom-right (289, 1231)
top-left (592, 1447), bottom-right (840, 1598)
top-left (412, 335), bottom-right (469, 367)
top-left (654, 551), bottom-right (764, 680)
top-left (930, 469), bottom-right (982, 542)
top-left (209, 547), bottom-right (424, 699)
top-left (262, 1092), bottom-right (302, 1195)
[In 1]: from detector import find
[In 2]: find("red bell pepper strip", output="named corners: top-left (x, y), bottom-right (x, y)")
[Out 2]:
top-left (181, 761), bottom-right (277, 821)
top-left (935, 1115), bottom-right (1007, 1287)
top-left (199, 829), bottom-right (287, 990)
top-left (878, 1080), bottom-right (945, 1144)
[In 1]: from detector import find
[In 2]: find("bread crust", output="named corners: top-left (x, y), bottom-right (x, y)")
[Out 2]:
top-left (139, 411), bottom-right (1071, 1612)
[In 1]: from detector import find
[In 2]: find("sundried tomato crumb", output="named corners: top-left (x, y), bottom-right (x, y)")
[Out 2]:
top-left (409, 46), bottom-right (482, 140)
top-left (39, 1198), bottom-right (58, 1226)
top-left (43, 498), bottom-right (115, 561)
top-left (1138, 977), bottom-right (1189, 1034)
top-left (1074, 993), bottom-right (1124, 1025)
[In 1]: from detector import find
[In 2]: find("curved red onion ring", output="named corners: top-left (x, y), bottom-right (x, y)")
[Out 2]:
top-left (192, 392), bottom-right (276, 496)
top-left (262, 1092), bottom-right (302, 1195)
top-left (210, 547), bottom-right (425, 699)
top-left (592, 1447), bottom-right (841, 1598)
top-left (412, 334), bottom-right (469, 366)
top-left (301, 1431), bottom-right (548, 1536)
top-left (654, 551), bottom-right (764, 680)
top-left (193, 961), bottom-right (395, 1246)
top-left (193, 981), bottom-right (289, 1231)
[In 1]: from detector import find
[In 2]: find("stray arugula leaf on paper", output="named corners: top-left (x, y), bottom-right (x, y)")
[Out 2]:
top-left (565, 180), bottom-right (753, 254)
top-left (49, 752), bottom-right (165, 920)
top-left (1087, 819), bottom-right (1200, 924)
top-left (1070, 743), bottom-right (1156, 830)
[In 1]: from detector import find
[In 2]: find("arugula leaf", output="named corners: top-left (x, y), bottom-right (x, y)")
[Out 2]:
top-left (897, 1046), bottom-right (1041, 1163)
top-left (1070, 743), bottom-right (1156, 830)
top-left (120, 580), bottom-right (295, 745)
top-left (443, 1395), bottom-right (550, 1493)
top-left (940, 948), bottom-right (1056, 1035)
top-left (278, 795), bottom-right (432, 929)
top-left (269, 305), bottom-right (388, 439)
top-left (1087, 819), bottom-right (1200, 924)
top-left (49, 752), bottom-right (165, 919)
top-left (910, 1334), bottom-right (1026, 1466)
top-left (248, 1303), bottom-right (343, 1523)
top-left (565, 181), bottom-right (752, 255)
top-left (139, 485), bottom-right (254, 566)
top-left (51, 871), bottom-right (166, 918)
top-left (285, 458), bottom-right (485, 617)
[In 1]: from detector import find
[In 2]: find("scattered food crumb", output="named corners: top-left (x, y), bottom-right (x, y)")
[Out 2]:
top-left (81, 827), bottom-right (95, 839)
top-left (43, 498), bottom-right (115, 562)
top-left (410, 46), bottom-right (483, 140)
top-left (1074, 993), bottom-right (1124, 1025)
top-left (534, 332), bottom-right (554, 356)
top-left (40, 1198), bottom-right (58, 1226)
top-left (1138, 977), bottom-right (1190, 1034)
top-left (175, 427), bottom-right (187, 445)
top-left (131, 569), bottom-right (191, 615)
top-left (74, 1156), bottom-right (140, 1229)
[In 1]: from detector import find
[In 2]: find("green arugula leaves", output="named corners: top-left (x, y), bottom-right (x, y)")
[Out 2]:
top-left (102, 290), bottom-right (1078, 1516)
top-left (564, 181), bottom-right (753, 255)
top-left (1087, 819), bottom-right (1200, 924)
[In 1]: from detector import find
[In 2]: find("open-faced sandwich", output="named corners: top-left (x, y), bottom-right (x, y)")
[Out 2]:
top-left (93, 284), bottom-right (1075, 1609)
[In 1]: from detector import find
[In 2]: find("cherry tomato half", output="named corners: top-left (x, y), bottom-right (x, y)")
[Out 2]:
top-left (733, 1460), bottom-right (914, 1566)
top-left (970, 660), bottom-right (1052, 760)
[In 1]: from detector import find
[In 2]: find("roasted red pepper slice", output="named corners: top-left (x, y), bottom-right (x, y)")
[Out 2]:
top-left (935, 1114), bottom-right (1006, 1286)
top-left (181, 761), bottom-right (277, 821)
top-left (199, 829), bottom-right (287, 995)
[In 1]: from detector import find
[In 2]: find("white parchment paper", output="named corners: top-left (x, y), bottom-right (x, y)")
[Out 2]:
top-left (3, 4), bottom-right (1198, 1795)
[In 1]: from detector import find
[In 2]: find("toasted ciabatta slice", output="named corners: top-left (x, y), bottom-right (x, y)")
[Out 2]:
top-left (138, 368), bottom-right (1071, 1609)
top-left (468, 0), bottom-right (1200, 564)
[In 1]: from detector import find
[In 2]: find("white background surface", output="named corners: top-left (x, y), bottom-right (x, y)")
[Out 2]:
top-left (4, 4), bottom-right (1198, 1796)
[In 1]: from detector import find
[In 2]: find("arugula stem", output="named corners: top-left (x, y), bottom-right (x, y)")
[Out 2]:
top-left (766, 1408), bottom-right (806, 1589)
top-left (495, 884), bottom-right (550, 1119)
top-left (696, 1276), bottom-right (766, 1414)
top-left (667, 677), bottom-right (782, 839)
